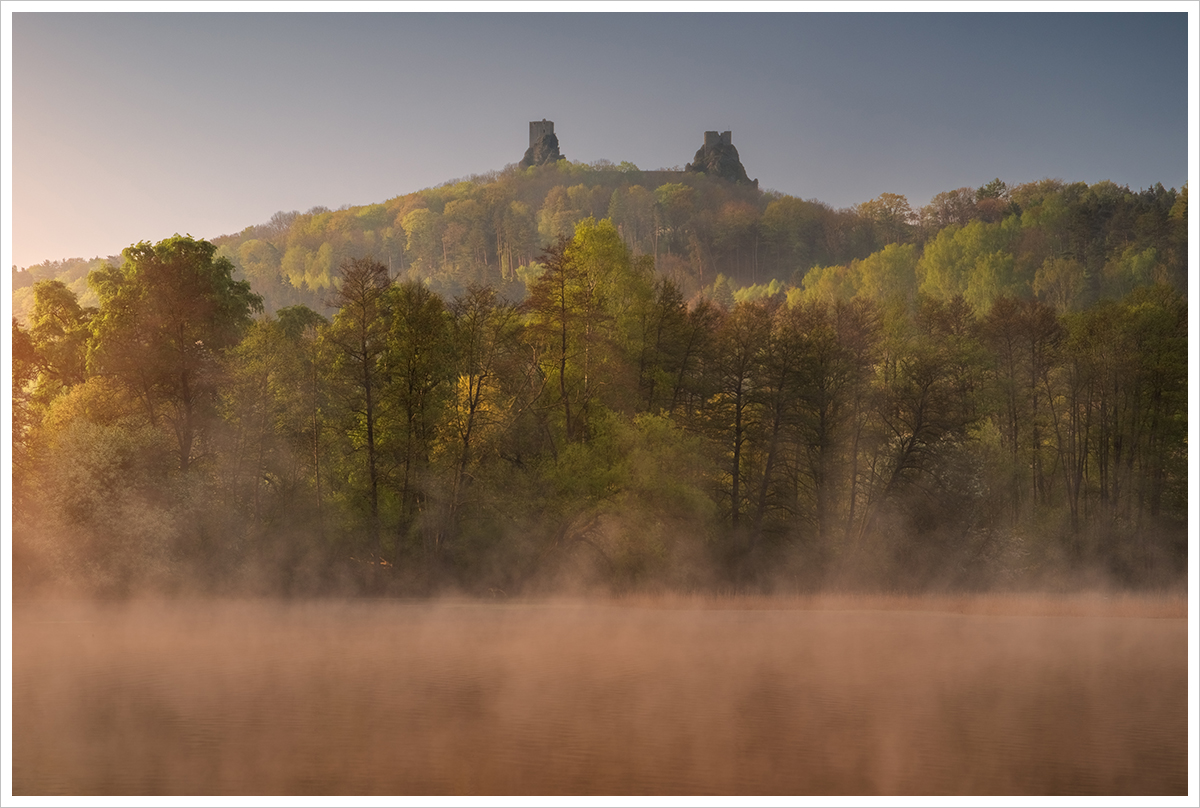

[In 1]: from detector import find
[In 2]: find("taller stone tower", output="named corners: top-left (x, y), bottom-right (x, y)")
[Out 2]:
top-left (520, 119), bottom-right (564, 168)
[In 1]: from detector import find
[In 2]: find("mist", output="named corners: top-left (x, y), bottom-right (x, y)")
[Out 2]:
top-left (10, 593), bottom-right (1186, 796)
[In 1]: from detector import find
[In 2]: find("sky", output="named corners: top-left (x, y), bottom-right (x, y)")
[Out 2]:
top-left (3, 4), bottom-right (1196, 272)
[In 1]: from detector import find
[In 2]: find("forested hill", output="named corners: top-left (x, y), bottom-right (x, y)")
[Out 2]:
top-left (12, 160), bottom-right (1188, 321)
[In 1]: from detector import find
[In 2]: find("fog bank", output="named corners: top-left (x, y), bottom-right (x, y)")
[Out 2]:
top-left (12, 595), bottom-right (1187, 795)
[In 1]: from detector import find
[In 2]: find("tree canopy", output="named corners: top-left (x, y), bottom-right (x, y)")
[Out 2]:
top-left (11, 169), bottom-right (1188, 597)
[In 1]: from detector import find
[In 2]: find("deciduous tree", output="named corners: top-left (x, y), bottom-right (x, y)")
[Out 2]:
top-left (88, 235), bottom-right (262, 473)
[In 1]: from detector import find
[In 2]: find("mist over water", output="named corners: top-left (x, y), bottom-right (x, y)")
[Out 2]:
top-left (11, 594), bottom-right (1186, 796)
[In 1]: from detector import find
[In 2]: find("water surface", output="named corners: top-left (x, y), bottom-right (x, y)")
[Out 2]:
top-left (12, 596), bottom-right (1187, 795)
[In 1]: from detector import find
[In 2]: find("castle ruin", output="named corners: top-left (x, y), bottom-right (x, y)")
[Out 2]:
top-left (687, 129), bottom-right (755, 186)
top-left (530, 119), bottom-right (556, 147)
top-left (519, 122), bottom-right (755, 187)
top-left (520, 119), bottom-right (564, 168)
top-left (703, 130), bottom-right (732, 149)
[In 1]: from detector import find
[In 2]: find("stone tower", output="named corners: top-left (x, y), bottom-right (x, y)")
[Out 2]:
top-left (521, 119), bottom-right (564, 168)
top-left (686, 129), bottom-right (755, 186)
top-left (530, 119), bottom-right (555, 147)
top-left (703, 130), bottom-right (732, 149)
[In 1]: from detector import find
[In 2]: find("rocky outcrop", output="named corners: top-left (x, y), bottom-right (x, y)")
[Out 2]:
top-left (685, 130), bottom-right (756, 187)
top-left (520, 132), bottom-right (564, 168)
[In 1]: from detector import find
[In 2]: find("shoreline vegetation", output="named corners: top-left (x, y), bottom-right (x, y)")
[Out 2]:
top-left (613, 590), bottom-right (1189, 618)
top-left (11, 164), bottom-right (1188, 599)
top-left (11, 591), bottom-right (1188, 620)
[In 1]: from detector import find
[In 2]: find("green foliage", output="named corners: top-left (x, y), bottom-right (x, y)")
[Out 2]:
top-left (703, 274), bottom-right (736, 308)
top-left (22, 169), bottom-right (1181, 327)
top-left (12, 318), bottom-right (39, 492)
top-left (87, 235), bottom-right (263, 472)
top-left (237, 239), bottom-right (282, 284)
top-left (537, 408), bottom-right (717, 585)
top-left (733, 278), bottom-right (784, 304)
top-left (537, 185), bottom-right (584, 242)
top-left (857, 192), bottom-right (914, 245)
top-left (856, 242), bottom-right (919, 305)
top-left (14, 168), bottom-right (1188, 595)
top-left (799, 263), bottom-right (858, 305)
top-left (1102, 245), bottom-right (1162, 298)
top-left (401, 207), bottom-right (443, 280)
top-left (607, 184), bottom-right (655, 254)
top-left (324, 256), bottom-right (392, 553)
top-left (380, 280), bottom-right (454, 560)
top-left (526, 218), bottom-right (646, 445)
top-left (976, 178), bottom-right (1008, 200)
top-left (27, 279), bottom-right (93, 403)
top-left (917, 218), bottom-right (1024, 307)
top-left (1033, 256), bottom-right (1086, 313)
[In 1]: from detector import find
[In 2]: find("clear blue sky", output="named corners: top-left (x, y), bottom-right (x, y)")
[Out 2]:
top-left (5, 7), bottom-right (1195, 270)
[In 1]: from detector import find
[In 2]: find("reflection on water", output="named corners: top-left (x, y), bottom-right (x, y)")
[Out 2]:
top-left (12, 597), bottom-right (1187, 795)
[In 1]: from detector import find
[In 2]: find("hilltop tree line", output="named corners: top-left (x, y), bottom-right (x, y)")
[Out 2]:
top-left (12, 198), bottom-right (1186, 595)
top-left (14, 160), bottom-right (1187, 321)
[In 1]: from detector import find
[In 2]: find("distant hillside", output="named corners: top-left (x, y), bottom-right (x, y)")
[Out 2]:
top-left (198, 159), bottom-right (859, 315)
top-left (12, 158), bottom-right (1187, 322)
top-left (12, 256), bottom-right (114, 324)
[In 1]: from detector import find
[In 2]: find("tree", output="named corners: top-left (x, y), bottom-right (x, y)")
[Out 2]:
top-left (27, 279), bottom-right (93, 404)
top-left (608, 185), bottom-right (655, 254)
top-left (760, 196), bottom-right (828, 280)
top-left (442, 198), bottom-right (492, 290)
top-left (799, 263), bottom-right (858, 305)
top-left (495, 201), bottom-right (537, 281)
top-left (977, 178), bottom-right (1009, 200)
top-left (538, 185), bottom-right (584, 242)
top-left (856, 192), bottom-right (914, 245)
top-left (862, 296), bottom-right (985, 550)
top-left (382, 279), bottom-right (452, 560)
top-left (1050, 286), bottom-right (1187, 554)
top-left (1033, 256), bottom-right (1086, 313)
top-left (237, 239), bottom-right (282, 285)
top-left (88, 235), bottom-right (262, 473)
top-left (794, 297), bottom-right (881, 550)
top-left (856, 243), bottom-right (918, 305)
top-left (630, 276), bottom-right (691, 414)
top-left (653, 183), bottom-right (696, 263)
top-left (919, 188), bottom-right (977, 234)
top-left (713, 200), bottom-right (761, 281)
top-left (975, 178), bottom-right (1011, 222)
top-left (325, 256), bottom-right (392, 556)
top-left (276, 305), bottom-right (330, 533)
top-left (447, 287), bottom-right (502, 456)
top-left (218, 305), bottom-right (328, 529)
top-left (401, 208), bottom-right (444, 279)
top-left (918, 219), bottom-right (1020, 306)
top-left (1102, 246), bottom-right (1162, 299)
top-left (12, 319), bottom-right (39, 493)
top-left (709, 299), bottom-right (773, 530)
top-left (525, 219), bottom-right (640, 447)
top-left (964, 249), bottom-right (1018, 313)
top-left (746, 299), bottom-right (807, 544)
top-left (980, 296), bottom-right (1063, 524)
